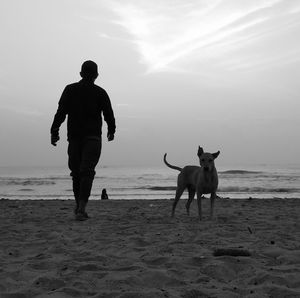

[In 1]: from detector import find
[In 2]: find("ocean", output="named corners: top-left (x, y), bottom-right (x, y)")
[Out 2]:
top-left (0, 164), bottom-right (300, 200)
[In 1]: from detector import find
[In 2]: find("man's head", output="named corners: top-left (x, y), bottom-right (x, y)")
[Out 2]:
top-left (80, 60), bottom-right (98, 81)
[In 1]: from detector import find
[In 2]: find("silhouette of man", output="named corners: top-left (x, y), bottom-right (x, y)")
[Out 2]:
top-left (51, 60), bottom-right (116, 220)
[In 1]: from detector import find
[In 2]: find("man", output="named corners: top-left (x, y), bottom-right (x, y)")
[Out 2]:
top-left (51, 60), bottom-right (116, 221)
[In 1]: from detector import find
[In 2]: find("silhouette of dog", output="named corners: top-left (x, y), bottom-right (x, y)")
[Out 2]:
top-left (164, 146), bottom-right (220, 220)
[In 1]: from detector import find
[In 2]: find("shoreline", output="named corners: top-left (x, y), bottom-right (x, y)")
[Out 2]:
top-left (1, 198), bottom-right (299, 297)
top-left (1, 195), bottom-right (300, 201)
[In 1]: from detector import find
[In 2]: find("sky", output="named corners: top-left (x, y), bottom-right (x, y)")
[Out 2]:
top-left (0, 0), bottom-right (300, 168)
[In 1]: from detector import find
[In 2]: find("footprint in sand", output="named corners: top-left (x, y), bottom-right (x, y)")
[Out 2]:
top-left (136, 270), bottom-right (186, 288)
top-left (142, 256), bottom-right (170, 267)
top-left (130, 236), bottom-right (151, 248)
top-left (77, 264), bottom-right (102, 272)
top-left (28, 261), bottom-right (55, 270)
top-left (33, 276), bottom-right (65, 291)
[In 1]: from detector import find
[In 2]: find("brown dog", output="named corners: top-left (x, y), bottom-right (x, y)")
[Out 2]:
top-left (164, 146), bottom-right (220, 220)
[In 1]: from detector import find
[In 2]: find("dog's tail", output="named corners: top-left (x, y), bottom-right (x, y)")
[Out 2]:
top-left (163, 153), bottom-right (182, 172)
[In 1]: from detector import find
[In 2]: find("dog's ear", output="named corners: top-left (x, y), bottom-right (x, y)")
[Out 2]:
top-left (197, 146), bottom-right (204, 157)
top-left (212, 151), bottom-right (220, 159)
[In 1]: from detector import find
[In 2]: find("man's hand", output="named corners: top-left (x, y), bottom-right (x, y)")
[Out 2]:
top-left (107, 133), bottom-right (114, 142)
top-left (51, 134), bottom-right (60, 146)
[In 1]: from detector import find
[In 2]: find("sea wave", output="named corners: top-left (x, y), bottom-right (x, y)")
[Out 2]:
top-left (140, 186), bottom-right (176, 191)
top-left (219, 170), bottom-right (263, 175)
top-left (134, 185), bottom-right (299, 194)
top-left (0, 179), bottom-right (56, 186)
top-left (218, 186), bottom-right (300, 194)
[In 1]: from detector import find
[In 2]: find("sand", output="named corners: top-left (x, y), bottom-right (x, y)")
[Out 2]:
top-left (0, 198), bottom-right (299, 298)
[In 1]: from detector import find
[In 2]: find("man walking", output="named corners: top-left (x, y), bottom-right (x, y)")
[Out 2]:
top-left (51, 60), bottom-right (116, 220)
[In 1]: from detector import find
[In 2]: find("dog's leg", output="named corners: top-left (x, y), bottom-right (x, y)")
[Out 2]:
top-left (171, 186), bottom-right (185, 218)
top-left (186, 187), bottom-right (195, 216)
top-left (210, 192), bottom-right (216, 219)
top-left (196, 190), bottom-right (203, 221)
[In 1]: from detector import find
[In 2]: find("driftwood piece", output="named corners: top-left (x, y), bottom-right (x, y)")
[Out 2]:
top-left (213, 248), bottom-right (251, 257)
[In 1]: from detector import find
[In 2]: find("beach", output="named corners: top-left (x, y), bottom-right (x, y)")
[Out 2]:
top-left (0, 198), bottom-right (299, 298)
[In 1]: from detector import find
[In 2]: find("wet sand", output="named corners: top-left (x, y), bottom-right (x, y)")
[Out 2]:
top-left (0, 198), bottom-right (299, 297)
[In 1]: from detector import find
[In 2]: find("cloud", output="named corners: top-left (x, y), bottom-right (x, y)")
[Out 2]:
top-left (2, 104), bottom-right (43, 117)
top-left (105, 0), bottom-right (300, 73)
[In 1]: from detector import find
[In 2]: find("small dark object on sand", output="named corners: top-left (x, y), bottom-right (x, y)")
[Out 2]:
top-left (213, 248), bottom-right (251, 257)
top-left (101, 188), bottom-right (109, 200)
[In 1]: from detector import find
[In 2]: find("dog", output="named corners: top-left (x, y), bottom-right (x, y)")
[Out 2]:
top-left (164, 146), bottom-right (220, 220)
